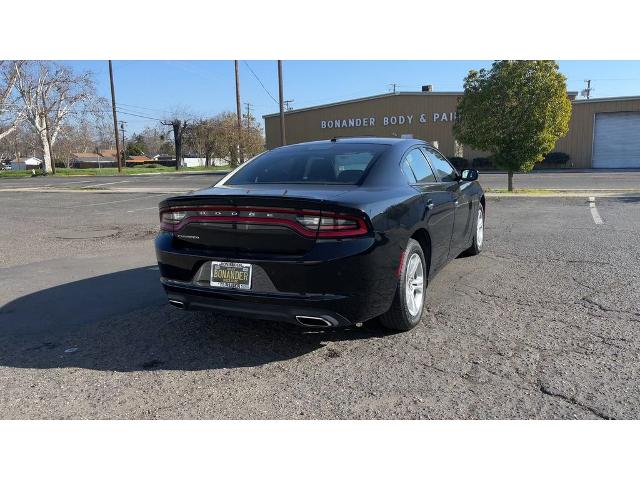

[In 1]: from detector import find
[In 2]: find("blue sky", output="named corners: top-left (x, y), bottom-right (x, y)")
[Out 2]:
top-left (64, 60), bottom-right (640, 133)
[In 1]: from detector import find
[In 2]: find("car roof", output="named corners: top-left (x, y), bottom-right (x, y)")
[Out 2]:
top-left (275, 136), bottom-right (424, 149)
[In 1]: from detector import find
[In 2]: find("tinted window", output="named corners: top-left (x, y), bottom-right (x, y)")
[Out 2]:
top-left (226, 143), bottom-right (389, 185)
top-left (405, 148), bottom-right (436, 183)
top-left (422, 148), bottom-right (458, 182)
top-left (401, 159), bottom-right (416, 183)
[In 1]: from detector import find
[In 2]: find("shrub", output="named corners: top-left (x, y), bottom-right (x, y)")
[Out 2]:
top-left (542, 151), bottom-right (570, 166)
top-left (472, 157), bottom-right (494, 169)
top-left (448, 156), bottom-right (469, 170)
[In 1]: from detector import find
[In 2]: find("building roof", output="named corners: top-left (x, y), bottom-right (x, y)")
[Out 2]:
top-left (126, 155), bottom-right (150, 163)
top-left (100, 149), bottom-right (118, 159)
top-left (263, 90), bottom-right (582, 119)
top-left (73, 152), bottom-right (102, 159)
top-left (572, 95), bottom-right (640, 104)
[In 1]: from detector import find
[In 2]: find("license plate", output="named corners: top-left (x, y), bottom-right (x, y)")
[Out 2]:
top-left (210, 261), bottom-right (252, 290)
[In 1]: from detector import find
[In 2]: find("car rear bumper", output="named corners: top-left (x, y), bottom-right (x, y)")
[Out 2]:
top-left (161, 278), bottom-right (353, 327)
top-left (155, 232), bottom-right (401, 325)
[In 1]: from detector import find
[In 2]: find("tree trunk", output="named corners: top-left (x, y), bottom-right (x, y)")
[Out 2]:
top-left (205, 152), bottom-right (211, 168)
top-left (508, 170), bottom-right (513, 192)
top-left (39, 129), bottom-right (53, 174)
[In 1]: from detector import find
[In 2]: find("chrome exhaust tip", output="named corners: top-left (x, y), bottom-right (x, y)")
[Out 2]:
top-left (296, 315), bottom-right (333, 328)
top-left (168, 299), bottom-right (186, 309)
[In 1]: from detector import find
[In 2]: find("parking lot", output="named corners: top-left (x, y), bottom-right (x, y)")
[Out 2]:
top-left (1, 172), bottom-right (639, 419)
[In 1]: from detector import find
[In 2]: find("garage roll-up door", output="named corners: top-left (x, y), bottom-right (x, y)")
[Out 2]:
top-left (592, 112), bottom-right (640, 168)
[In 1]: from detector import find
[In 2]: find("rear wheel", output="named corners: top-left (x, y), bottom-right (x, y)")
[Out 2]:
top-left (464, 203), bottom-right (484, 256)
top-left (379, 239), bottom-right (427, 331)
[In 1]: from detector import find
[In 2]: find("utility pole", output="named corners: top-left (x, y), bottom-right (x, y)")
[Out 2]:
top-left (583, 79), bottom-right (592, 99)
top-left (389, 83), bottom-right (398, 94)
top-left (235, 60), bottom-right (243, 164)
top-left (278, 60), bottom-right (286, 146)
top-left (284, 99), bottom-right (294, 111)
top-left (244, 102), bottom-right (253, 129)
top-left (120, 121), bottom-right (127, 167)
top-left (108, 60), bottom-right (122, 173)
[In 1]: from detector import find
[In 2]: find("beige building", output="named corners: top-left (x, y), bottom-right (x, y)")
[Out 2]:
top-left (264, 90), bottom-right (640, 169)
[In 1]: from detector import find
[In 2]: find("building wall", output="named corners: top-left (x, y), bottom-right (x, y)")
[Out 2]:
top-left (265, 94), bottom-right (640, 168)
top-left (554, 98), bottom-right (640, 168)
top-left (265, 93), bottom-right (465, 156)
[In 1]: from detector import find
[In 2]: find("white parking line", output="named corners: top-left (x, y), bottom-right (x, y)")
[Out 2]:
top-left (588, 196), bottom-right (604, 225)
top-left (64, 193), bottom-right (166, 208)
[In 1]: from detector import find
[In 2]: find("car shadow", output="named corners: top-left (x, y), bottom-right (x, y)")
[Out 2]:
top-left (606, 195), bottom-right (640, 204)
top-left (0, 266), bottom-right (393, 372)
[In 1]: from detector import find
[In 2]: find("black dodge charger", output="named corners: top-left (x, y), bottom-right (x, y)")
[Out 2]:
top-left (155, 137), bottom-right (484, 331)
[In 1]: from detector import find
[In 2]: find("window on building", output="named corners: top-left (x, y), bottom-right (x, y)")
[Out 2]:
top-left (405, 148), bottom-right (437, 183)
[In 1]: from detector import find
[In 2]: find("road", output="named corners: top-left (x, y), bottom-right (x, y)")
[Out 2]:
top-left (480, 170), bottom-right (640, 191)
top-left (0, 174), bottom-right (639, 419)
top-left (0, 172), bottom-right (224, 193)
top-left (2, 169), bottom-right (640, 193)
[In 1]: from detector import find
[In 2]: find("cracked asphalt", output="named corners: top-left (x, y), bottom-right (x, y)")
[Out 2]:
top-left (0, 187), bottom-right (639, 419)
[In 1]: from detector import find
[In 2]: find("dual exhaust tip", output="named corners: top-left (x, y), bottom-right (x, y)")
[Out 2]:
top-left (169, 299), bottom-right (186, 309)
top-left (295, 315), bottom-right (334, 328)
top-left (169, 300), bottom-right (334, 328)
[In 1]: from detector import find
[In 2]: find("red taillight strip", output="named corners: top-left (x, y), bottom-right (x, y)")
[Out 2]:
top-left (163, 215), bottom-right (319, 238)
top-left (163, 205), bottom-right (322, 215)
top-left (317, 216), bottom-right (369, 237)
top-left (160, 205), bottom-right (370, 238)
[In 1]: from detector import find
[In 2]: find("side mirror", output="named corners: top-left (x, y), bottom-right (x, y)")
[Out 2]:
top-left (460, 168), bottom-right (479, 181)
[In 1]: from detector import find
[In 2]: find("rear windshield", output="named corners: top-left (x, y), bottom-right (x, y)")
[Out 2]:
top-left (225, 143), bottom-right (389, 185)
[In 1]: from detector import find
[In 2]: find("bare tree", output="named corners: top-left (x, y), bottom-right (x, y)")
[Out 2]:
top-left (13, 61), bottom-right (98, 173)
top-left (161, 118), bottom-right (189, 170)
top-left (0, 60), bottom-right (25, 143)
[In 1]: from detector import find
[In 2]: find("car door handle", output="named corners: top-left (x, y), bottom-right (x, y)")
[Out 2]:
top-left (426, 199), bottom-right (434, 209)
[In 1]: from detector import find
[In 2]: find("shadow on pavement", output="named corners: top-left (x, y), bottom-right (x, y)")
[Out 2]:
top-left (0, 267), bottom-right (392, 372)
top-left (607, 196), bottom-right (640, 204)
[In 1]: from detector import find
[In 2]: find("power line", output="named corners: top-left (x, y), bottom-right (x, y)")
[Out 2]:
top-left (115, 109), bottom-right (163, 122)
top-left (243, 61), bottom-right (279, 105)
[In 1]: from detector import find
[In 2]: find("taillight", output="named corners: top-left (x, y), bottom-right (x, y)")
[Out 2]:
top-left (316, 213), bottom-right (369, 238)
top-left (159, 206), bottom-right (369, 238)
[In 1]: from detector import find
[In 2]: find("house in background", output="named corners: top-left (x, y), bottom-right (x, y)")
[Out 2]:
top-left (70, 150), bottom-right (118, 168)
top-left (10, 156), bottom-right (43, 170)
top-left (150, 154), bottom-right (176, 166)
top-left (125, 155), bottom-right (152, 167)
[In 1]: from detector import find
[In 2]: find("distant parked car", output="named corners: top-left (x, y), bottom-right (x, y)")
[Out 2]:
top-left (0, 163), bottom-right (12, 171)
top-left (155, 137), bottom-right (485, 332)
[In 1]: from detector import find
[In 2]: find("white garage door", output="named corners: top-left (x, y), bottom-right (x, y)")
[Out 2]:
top-left (592, 112), bottom-right (640, 168)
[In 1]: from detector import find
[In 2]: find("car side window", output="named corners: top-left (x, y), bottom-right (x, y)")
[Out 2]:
top-left (400, 159), bottom-right (417, 183)
top-left (405, 149), bottom-right (437, 183)
top-left (422, 147), bottom-right (458, 182)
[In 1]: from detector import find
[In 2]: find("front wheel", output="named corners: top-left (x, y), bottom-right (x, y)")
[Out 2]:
top-left (379, 239), bottom-right (427, 331)
top-left (464, 203), bottom-right (484, 256)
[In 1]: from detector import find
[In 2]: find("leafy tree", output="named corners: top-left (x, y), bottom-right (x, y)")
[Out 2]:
top-left (126, 142), bottom-right (145, 157)
top-left (453, 60), bottom-right (572, 191)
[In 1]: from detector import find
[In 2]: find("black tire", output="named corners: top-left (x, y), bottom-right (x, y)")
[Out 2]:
top-left (464, 203), bottom-right (484, 256)
top-left (379, 239), bottom-right (427, 331)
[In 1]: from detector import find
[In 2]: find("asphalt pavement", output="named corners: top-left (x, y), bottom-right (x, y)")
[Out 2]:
top-left (0, 173), bottom-right (639, 419)
top-left (480, 170), bottom-right (640, 191)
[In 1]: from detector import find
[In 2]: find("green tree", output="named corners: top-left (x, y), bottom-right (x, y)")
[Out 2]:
top-left (453, 60), bottom-right (572, 191)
